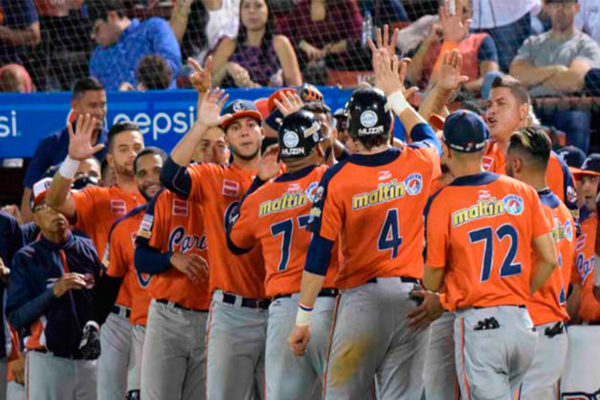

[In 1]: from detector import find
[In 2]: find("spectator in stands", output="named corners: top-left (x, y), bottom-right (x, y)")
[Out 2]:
top-left (20, 77), bottom-right (107, 222)
top-left (169, 0), bottom-right (240, 64)
top-left (211, 0), bottom-right (301, 87)
top-left (0, 63), bottom-right (33, 92)
top-left (0, 0), bottom-right (41, 65)
top-left (575, 0), bottom-right (600, 44)
top-left (510, 0), bottom-right (600, 152)
top-left (278, 0), bottom-right (363, 82)
top-left (406, 0), bottom-right (499, 96)
top-left (471, 0), bottom-right (542, 71)
top-left (119, 54), bottom-right (172, 91)
top-left (87, 0), bottom-right (181, 90)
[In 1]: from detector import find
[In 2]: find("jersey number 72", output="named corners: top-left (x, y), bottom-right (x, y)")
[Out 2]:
top-left (469, 224), bottom-right (522, 282)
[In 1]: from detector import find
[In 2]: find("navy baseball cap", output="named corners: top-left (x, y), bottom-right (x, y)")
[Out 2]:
top-left (220, 99), bottom-right (263, 130)
top-left (278, 110), bottom-right (324, 160)
top-left (442, 110), bottom-right (490, 153)
top-left (557, 145), bottom-right (586, 168)
top-left (572, 153), bottom-right (600, 177)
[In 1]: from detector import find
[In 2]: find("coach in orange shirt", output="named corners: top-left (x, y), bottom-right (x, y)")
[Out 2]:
top-left (506, 127), bottom-right (575, 399)
top-left (421, 110), bottom-right (557, 399)
top-left (45, 115), bottom-right (145, 400)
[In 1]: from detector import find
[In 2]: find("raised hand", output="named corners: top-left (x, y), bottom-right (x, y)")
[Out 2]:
top-left (439, 0), bottom-right (470, 43)
top-left (189, 56), bottom-right (213, 93)
top-left (257, 144), bottom-right (282, 181)
top-left (68, 114), bottom-right (104, 161)
top-left (372, 49), bottom-right (411, 97)
top-left (369, 24), bottom-right (399, 58)
top-left (274, 91), bottom-right (304, 116)
top-left (197, 88), bottom-right (230, 127)
top-left (437, 49), bottom-right (469, 92)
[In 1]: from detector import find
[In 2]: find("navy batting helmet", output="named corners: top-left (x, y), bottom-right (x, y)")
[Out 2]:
top-left (278, 110), bottom-right (324, 160)
top-left (347, 87), bottom-right (392, 139)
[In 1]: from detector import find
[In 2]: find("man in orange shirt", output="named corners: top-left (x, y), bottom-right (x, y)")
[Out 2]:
top-left (288, 47), bottom-right (442, 398)
top-left (420, 110), bottom-right (557, 399)
top-left (160, 88), bottom-right (281, 399)
top-left (45, 115), bottom-right (145, 400)
top-left (228, 110), bottom-right (339, 399)
top-left (505, 127), bottom-right (575, 399)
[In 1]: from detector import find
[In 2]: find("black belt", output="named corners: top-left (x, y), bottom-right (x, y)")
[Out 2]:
top-left (156, 299), bottom-right (208, 313)
top-left (221, 293), bottom-right (270, 309)
top-left (272, 288), bottom-right (339, 301)
top-left (111, 305), bottom-right (131, 318)
top-left (367, 277), bottom-right (419, 284)
top-left (32, 348), bottom-right (87, 360)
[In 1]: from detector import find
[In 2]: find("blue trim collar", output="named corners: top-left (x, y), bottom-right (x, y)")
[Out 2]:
top-left (449, 172), bottom-right (499, 186)
top-left (275, 165), bottom-right (318, 182)
top-left (348, 148), bottom-right (401, 167)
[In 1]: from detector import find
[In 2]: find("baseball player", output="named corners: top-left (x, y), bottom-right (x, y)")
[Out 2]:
top-left (45, 115), bottom-right (146, 400)
top-left (6, 178), bottom-right (102, 400)
top-left (568, 155), bottom-right (600, 323)
top-left (132, 124), bottom-right (229, 400)
top-left (288, 46), bottom-right (442, 398)
top-left (227, 110), bottom-right (339, 399)
top-left (89, 147), bottom-right (167, 400)
top-left (505, 127), bottom-right (575, 399)
top-left (420, 110), bottom-right (558, 399)
top-left (7, 324), bottom-right (25, 400)
top-left (160, 88), bottom-right (281, 399)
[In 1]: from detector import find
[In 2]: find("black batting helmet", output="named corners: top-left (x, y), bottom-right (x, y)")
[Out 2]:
top-left (347, 87), bottom-right (392, 139)
top-left (278, 110), bottom-right (324, 160)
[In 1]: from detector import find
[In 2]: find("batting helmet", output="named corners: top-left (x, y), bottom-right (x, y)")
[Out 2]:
top-left (278, 110), bottom-right (324, 160)
top-left (347, 87), bottom-right (392, 139)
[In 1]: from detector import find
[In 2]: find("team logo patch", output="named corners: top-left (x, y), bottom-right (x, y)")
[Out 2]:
top-left (567, 185), bottom-right (578, 205)
top-left (137, 214), bottom-right (154, 239)
top-left (110, 200), bottom-right (126, 216)
top-left (305, 181), bottom-right (319, 202)
top-left (503, 195), bottom-right (524, 215)
top-left (482, 156), bottom-right (494, 171)
top-left (172, 198), bottom-right (189, 217)
top-left (288, 183), bottom-right (302, 193)
top-left (404, 173), bottom-right (423, 196)
top-left (576, 234), bottom-right (587, 252)
top-left (478, 189), bottom-right (491, 200)
top-left (102, 245), bottom-right (110, 268)
top-left (564, 220), bottom-right (574, 242)
top-left (232, 101), bottom-right (245, 112)
top-left (222, 179), bottom-right (240, 197)
top-left (378, 170), bottom-right (392, 181)
top-left (283, 130), bottom-right (300, 148)
top-left (360, 110), bottom-right (378, 128)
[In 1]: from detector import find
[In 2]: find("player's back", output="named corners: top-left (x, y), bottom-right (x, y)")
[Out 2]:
top-left (526, 190), bottom-right (575, 325)
top-left (230, 164), bottom-right (338, 297)
top-left (573, 209), bottom-right (600, 322)
top-left (425, 172), bottom-right (552, 310)
top-left (188, 162), bottom-right (265, 299)
top-left (137, 189), bottom-right (211, 310)
top-left (310, 146), bottom-right (438, 289)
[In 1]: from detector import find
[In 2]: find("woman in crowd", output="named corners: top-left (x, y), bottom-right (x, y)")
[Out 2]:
top-left (211, 0), bottom-right (302, 87)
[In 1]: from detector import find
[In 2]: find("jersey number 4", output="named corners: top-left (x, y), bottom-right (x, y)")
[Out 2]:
top-left (378, 209), bottom-right (403, 259)
top-left (468, 224), bottom-right (521, 282)
top-left (270, 215), bottom-right (311, 272)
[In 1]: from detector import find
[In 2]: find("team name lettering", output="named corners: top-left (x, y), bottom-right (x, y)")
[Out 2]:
top-left (168, 226), bottom-right (207, 253)
top-left (352, 179), bottom-right (405, 210)
top-left (451, 195), bottom-right (524, 227)
top-left (259, 192), bottom-right (308, 216)
top-left (576, 252), bottom-right (595, 284)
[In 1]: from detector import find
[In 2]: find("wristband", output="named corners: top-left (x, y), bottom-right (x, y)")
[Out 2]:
top-left (295, 303), bottom-right (313, 327)
top-left (387, 91), bottom-right (410, 115)
top-left (58, 156), bottom-right (80, 180)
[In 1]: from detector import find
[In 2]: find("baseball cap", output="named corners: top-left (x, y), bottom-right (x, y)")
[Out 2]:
top-left (442, 109), bottom-right (490, 153)
top-left (572, 153), bottom-right (600, 177)
top-left (278, 110), bottom-right (324, 160)
top-left (253, 98), bottom-right (269, 119)
top-left (31, 177), bottom-right (53, 209)
top-left (267, 88), bottom-right (296, 113)
top-left (557, 145), bottom-right (586, 168)
top-left (347, 87), bottom-right (392, 138)
top-left (264, 108), bottom-right (284, 132)
top-left (220, 99), bottom-right (263, 130)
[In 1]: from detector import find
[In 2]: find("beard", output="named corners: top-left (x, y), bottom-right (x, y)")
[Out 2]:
top-left (113, 162), bottom-right (134, 177)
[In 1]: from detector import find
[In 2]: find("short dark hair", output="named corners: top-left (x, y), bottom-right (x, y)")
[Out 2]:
top-left (491, 75), bottom-right (530, 105)
top-left (87, 0), bottom-right (125, 22)
top-left (107, 122), bottom-right (140, 152)
top-left (72, 77), bottom-right (104, 100)
top-left (136, 55), bottom-right (171, 90)
top-left (134, 147), bottom-right (167, 174)
top-left (507, 126), bottom-right (552, 170)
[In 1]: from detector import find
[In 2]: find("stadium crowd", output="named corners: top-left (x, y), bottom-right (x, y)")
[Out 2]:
top-left (1, 0), bottom-right (600, 399)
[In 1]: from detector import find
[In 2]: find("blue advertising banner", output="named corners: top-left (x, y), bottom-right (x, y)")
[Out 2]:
top-left (0, 87), bottom-right (406, 158)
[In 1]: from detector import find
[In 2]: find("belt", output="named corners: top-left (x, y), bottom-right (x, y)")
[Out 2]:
top-left (221, 292), bottom-right (270, 309)
top-left (472, 304), bottom-right (526, 310)
top-left (111, 305), bottom-right (131, 319)
top-left (272, 288), bottom-right (339, 301)
top-left (31, 348), bottom-right (86, 361)
top-left (155, 299), bottom-right (207, 313)
top-left (367, 277), bottom-right (419, 284)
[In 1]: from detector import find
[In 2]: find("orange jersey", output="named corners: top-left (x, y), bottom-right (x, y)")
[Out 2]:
top-left (525, 190), bottom-right (575, 325)
top-left (483, 142), bottom-right (577, 210)
top-left (104, 205), bottom-right (153, 326)
top-left (426, 172), bottom-right (553, 310)
top-left (573, 208), bottom-right (600, 322)
top-left (309, 146), bottom-right (439, 289)
top-left (229, 165), bottom-right (339, 297)
top-left (137, 189), bottom-right (210, 310)
top-left (72, 185), bottom-right (145, 258)
top-left (187, 163), bottom-right (265, 298)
